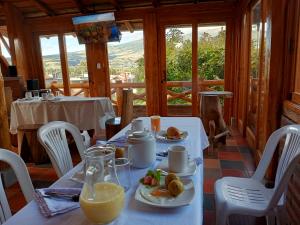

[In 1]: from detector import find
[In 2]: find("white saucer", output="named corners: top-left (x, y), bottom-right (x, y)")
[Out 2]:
top-left (135, 178), bottom-right (195, 208)
top-left (156, 158), bottom-right (197, 177)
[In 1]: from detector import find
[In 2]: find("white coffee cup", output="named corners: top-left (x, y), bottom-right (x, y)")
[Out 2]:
top-left (131, 119), bottom-right (144, 132)
top-left (25, 91), bottom-right (32, 99)
top-left (168, 145), bottom-right (188, 173)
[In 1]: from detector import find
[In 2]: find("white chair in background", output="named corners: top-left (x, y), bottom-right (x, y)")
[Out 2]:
top-left (215, 125), bottom-right (300, 225)
top-left (38, 121), bottom-right (86, 178)
top-left (0, 148), bottom-right (34, 224)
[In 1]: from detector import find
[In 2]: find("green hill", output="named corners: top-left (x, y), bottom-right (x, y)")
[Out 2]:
top-left (42, 38), bottom-right (144, 70)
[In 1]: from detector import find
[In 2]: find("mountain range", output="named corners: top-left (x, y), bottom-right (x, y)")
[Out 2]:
top-left (43, 38), bottom-right (144, 69)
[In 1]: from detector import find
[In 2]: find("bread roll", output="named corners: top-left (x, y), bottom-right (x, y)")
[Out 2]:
top-left (165, 173), bottom-right (179, 187)
top-left (166, 126), bottom-right (181, 139)
top-left (168, 180), bottom-right (184, 197)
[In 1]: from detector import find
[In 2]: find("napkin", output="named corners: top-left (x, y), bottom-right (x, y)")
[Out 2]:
top-left (34, 188), bottom-right (81, 217)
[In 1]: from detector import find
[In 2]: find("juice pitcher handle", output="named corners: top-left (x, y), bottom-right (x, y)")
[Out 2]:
top-left (84, 160), bottom-right (104, 201)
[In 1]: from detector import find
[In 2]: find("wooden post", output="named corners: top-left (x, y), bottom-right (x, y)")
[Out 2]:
top-left (115, 80), bottom-right (123, 116)
top-left (58, 35), bottom-right (71, 96)
top-left (0, 71), bottom-right (11, 150)
top-left (120, 89), bottom-right (133, 129)
top-left (86, 42), bottom-right (110, 97)
top-left (83, 81), bottom-right (90, 97)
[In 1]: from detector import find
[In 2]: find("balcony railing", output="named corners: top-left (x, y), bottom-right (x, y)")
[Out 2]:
top-left (47, 79), bottom-right (224, 115)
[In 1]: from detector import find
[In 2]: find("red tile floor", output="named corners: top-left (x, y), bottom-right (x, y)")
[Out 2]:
top-left (5, 130), bottom-right (267, 225)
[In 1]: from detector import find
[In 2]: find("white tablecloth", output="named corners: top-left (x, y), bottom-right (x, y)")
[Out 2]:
top-left (10, 96), bottom-right (115, 135)
top-left (4, 117), bottom-right (208, 225)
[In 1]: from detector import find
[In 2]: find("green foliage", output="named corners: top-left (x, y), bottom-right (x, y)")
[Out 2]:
top-left (165, 27), bottom-right (226, 104)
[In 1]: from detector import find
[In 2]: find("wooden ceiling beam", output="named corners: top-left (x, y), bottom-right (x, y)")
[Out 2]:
top-left (0, 33), bottom-right (10, 54)
top-left (110, 0), bottom-right (121, 11)
top-left (124, 21), bottom-right (134, 33)
top-left (73, 0), bottom-right (89, 14)
top-left (31, 0), bottom-right (56, 16)
top-left (152, 0), bottom-right (159, 8)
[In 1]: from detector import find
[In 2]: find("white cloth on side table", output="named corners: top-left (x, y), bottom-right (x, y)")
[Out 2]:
top-left (10, 96), bottom-right (115, 135)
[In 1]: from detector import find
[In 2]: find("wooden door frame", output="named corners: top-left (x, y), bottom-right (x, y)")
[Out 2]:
top-left (158, 20), bottom-right (233, 118)
top-left (158, 22), bottom-right (198, 116)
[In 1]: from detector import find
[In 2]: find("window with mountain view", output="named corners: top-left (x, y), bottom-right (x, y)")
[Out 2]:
top-left (65, 33), bottom-right (88, 96)
top-left (40, 35), bottom-right (63, 89)
top-left (107, 30), bottom-right (145, 106)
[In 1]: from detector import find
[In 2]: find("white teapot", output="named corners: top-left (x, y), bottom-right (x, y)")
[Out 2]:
top-left (127, 131), bottom-right (156, 168)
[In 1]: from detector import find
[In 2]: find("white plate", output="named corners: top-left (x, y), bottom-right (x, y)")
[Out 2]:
top-left (156, 130), bottom-right (188, 142)
top-left (135, 178), bottom-right (195, 208)
top-left (156, 158), bottom-right (197, 177)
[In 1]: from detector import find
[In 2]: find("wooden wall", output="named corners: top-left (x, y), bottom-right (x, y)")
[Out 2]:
top-left (235, 0), bottom-right (293, 167)
top-left (3, 3), bottom-right (38, 82)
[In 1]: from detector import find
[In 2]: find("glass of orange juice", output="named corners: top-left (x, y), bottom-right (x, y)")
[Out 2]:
top-left (150, 115), bottom-right (161, 134)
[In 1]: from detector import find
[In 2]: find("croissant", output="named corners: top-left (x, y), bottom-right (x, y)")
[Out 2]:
top-left (166, 127), bottom-right (181, 139)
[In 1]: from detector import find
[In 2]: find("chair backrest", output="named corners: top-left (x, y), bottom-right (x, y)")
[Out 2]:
top-left (38, 121), bottom-right (85, 177)
top-left (252, 125), bottom-right (300, 210)
top-left (0, 148), bottom-right (34, 224)
top-left (120, 89), bottom-right (133, 129)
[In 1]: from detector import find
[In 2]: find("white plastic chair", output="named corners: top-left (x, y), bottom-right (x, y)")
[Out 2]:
top-left (0, 148), bottom-right (34, 224)
top-left (38, 121), bottom-right (86, 178)
top-left (215, 125), bottom-right (300, 225)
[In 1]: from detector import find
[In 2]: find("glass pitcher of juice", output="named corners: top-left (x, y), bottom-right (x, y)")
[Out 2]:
top-left (80, 146), bottom-right (125, 224)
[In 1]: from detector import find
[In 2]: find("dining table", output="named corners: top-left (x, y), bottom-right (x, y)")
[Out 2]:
top-left (9, 96), bottom-right (115, 135)
top-left (3, 117), bottom-right (209, 225)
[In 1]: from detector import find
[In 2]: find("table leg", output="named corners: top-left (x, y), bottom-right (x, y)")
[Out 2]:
top-left (17, 130), bottom-right (24, 155)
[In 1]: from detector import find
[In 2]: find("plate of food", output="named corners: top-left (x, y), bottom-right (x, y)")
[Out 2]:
top-left (135, 170), bottom-right (195, 208)
top-left (156, 127), bottom-right (188, 142)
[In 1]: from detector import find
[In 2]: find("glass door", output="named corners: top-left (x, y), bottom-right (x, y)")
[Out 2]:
top-left (160, 23), bottom-right (227, 116)
top-left (163, 25), bottom-right (193, 116)
top-left (246, 1), bottom-right (262, 150)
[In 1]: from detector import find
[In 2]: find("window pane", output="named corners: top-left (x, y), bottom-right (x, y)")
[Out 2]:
top-left (165, 25), bottom-right (192, 111)
top-left (198, 24), bottom-right (226, 90)
top-left (65, 34), bottom-right (88, 96)
top-left (250, 3), bottom-right (262, 78)
top-left (40, 35), bottom-right (63, 89)
top-left (247, 1), bottom-right (262, 135)
top-left (108, 29), bottom-right (146, 108)
top-left (0, 36), bottom-right (11, 65)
